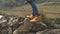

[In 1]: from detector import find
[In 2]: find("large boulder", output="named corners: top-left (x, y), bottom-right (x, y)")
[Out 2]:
top-left (0, 15), bottom-right (60, 34)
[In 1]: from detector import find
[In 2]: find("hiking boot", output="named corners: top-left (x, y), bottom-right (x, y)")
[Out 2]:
top-left (26, 15), bottom-right (34, 19)
top-left (30, 16), bottom-right (41, 22)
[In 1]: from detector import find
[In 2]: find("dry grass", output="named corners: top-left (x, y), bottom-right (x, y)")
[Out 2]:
top-left (0, 4), bottom-right (60, 19)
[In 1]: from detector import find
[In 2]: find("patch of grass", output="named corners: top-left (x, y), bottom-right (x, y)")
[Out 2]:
top-left (43, 18), bottom-right (60, 24)
top-left (0, 4), bottom-right (60, 23)
top-left (0, 4), bottom-right (60, 18)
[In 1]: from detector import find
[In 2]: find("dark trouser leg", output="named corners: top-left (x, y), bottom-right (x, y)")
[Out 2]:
top-left (29, 1), bottom-right (40, 16)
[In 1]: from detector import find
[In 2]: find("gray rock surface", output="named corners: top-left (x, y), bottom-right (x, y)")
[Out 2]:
top-left (0, 15), bottom-right (60, 34)
top-left (36, 29), bottom-right (60, 34)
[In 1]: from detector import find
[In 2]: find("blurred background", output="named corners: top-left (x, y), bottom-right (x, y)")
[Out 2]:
top-left (0, 0), bottom-right (60, 23)
top-left (0, 0), bottom-right (60, 9)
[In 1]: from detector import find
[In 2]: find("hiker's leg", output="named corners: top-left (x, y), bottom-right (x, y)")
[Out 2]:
top-left (29, 0), bottom-right (40, 16)
top-left (28, 0), bottom-right (41, 22)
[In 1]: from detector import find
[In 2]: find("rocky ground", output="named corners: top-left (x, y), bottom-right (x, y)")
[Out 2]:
top-left (0, 15), bottom-right (60, 34)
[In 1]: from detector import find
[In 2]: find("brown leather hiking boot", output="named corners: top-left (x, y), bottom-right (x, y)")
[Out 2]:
top-left (30, 16), bottom-right (41, 22)
top-left (26, 15), bottom-right (34, 19)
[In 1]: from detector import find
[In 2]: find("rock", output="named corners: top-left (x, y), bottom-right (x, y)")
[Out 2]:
top-left (13, 18), bottom-right (47, 34)
top-left (36, 29), bottom-right (60, 34)
top-left (26, 33), bottom-right (36, 34)
top-left (0, 15), bottom-right (60, 34)
top-left (0, 15), bottom-right (26, 34)
top-left (1, 27), bottom-right (8, 34)
top-left (13, 18), bottom-right (32, 34)
top-left (0, 15), bottom-right (3, 19)
top-left (0, 17), bottom-right (8, 28)
top-left (0, 16), bottom-right (9, 34)
top-left (0, 15), bottom-right (47, 34)
top-left (53, 24), bottom-right (60, 29)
